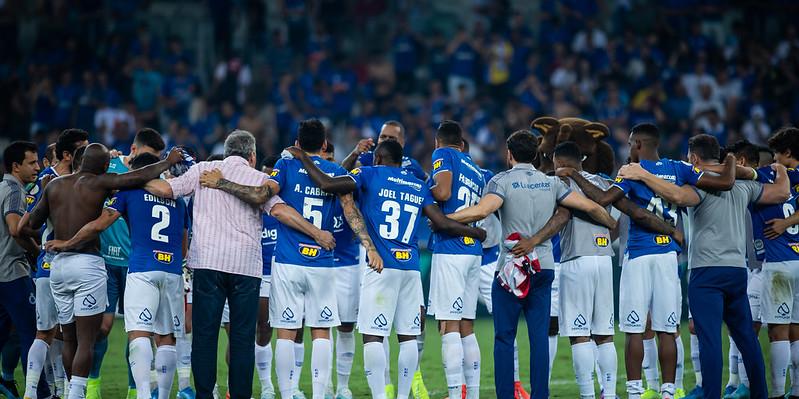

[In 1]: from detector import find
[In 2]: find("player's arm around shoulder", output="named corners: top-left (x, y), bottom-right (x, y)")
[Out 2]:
top-left (617, 163), bottom-right (700, 207)
top-left (556, 167), bottom-right (623, 206)
top-left (757, 163), bottom-right (791, 205)
top-left (424, 203), bottom-right (486, 242)
top-left (199, 166), bottom-right (280, 206)
top-left (558, 190), bottom-right (617, 230)
top-left (448, 193), bottom-right (503, 224)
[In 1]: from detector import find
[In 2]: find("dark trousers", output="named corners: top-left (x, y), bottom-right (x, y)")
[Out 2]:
top-left (192, 269), bottom-right (259, 399)
top-left (493, 269), bottom-right (554, 399)
top-left (689, 267), bottom-right (767, 399)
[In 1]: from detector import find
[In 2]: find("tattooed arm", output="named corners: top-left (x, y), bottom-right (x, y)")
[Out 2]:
top-left (339, 193), bottom-right (384, 273)
top-left (199, 169), bottom-right (280, 207)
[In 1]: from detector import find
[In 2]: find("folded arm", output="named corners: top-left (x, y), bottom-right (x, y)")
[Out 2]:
top-left (424, 204), bottom-right (486, 241)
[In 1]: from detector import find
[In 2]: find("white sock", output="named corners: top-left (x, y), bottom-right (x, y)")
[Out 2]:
top-left (255, 343), bottom-right (274, 392)
top-left (728, 338), bottom-right (740, 387)
top-left (513, 339), bottom-right (521, 382)
top-left (675, 334), bottom-right (685, 390)
top-left (642, 338), bottom-right (660, 389)
top-left (67, 376), bottom-right (87, 399)
top-left (442, 332), bottom-right (464, 399)
top-left (592, 341), bottom-right (602, 392)
top-left (129, 337), bottom-right (153, 398)
top-left (690, 334), bottom-right (702, 387)
top-left (293, 342), bottom-right (304, 391)
top-left (626, 379), bottom-right (644, 399)
top-left (24, 338), bottom-right (49, 398)
top-left (336, 331), bottom-right (355, 391)
top-left (327, 329), bottom-right (333, 392)
top-left (548, 335), bottom-right (558, 383)
top-left (364, 342), bottom-right (387, 399)
top-left (311, 339), bottom-right (331, 399)
top-left (660, 382), bottom-right (675, 399)
top-left (176, 333), bottom-right (192, 391)
top-left (462, 334), bottom-right (480, 399)
top-left (383, 339), bottom-right (392, 385)
top-left (52, 339), bottom-right (66, 396)
top-left (397, 340), bottom-right (418, 399)
top-left (155, 345), bottom-right (177, 399)
top-left (572, 342), bottom-right (596, 398)
top-left (771, 340), bottom-right (791, 396)
top-left (597, 342), bottom-right (617, 398)
top-left (791, 341), bottom-right (799, 396)
top-left (416, 334), bottom-right (425, 371)
top-left (276, 339), bottom-right (296, 398)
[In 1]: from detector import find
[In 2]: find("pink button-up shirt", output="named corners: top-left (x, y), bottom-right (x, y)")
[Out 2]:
top-left (168, 156), bottom-right (282, 277)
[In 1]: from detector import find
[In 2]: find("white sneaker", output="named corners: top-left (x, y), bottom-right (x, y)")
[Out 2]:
top-left (335, 388), bottom-right (354, 399)
top-left (212, 384), bottom-right (220, 399)
top-left (260, 386), bottom-right (276, 399)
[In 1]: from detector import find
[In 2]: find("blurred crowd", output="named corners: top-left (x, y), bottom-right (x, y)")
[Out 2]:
top-left (1, 0), bottom-right (798, 171)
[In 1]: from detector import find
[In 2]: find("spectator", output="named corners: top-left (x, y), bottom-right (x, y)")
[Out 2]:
top-left (446, 28), bottom-right (478, 101)
top-left (571, 19), bottom-right (608, 54)
top-left (742, 106), bottom-right (771, 146)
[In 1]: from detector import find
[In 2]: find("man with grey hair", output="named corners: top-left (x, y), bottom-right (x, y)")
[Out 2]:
top-left (145, 130), bottom-right (335, 399)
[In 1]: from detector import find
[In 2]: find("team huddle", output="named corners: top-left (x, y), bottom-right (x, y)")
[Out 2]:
top-left (3, 118), bottom-right (799, 399)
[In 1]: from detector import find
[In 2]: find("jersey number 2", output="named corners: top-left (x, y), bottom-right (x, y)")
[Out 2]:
top-left (151, 205), bottom-right (170, 243)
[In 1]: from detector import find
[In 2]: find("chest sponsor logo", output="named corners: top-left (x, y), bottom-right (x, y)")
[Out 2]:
top-left (26, 194), bottom-right (35, 206)
top-left (299, 244), bottom-right (321, 258)
top-left (104, 197), bottom-right (117, 207)
top-left (614, 177), bottom-right (624, 183)
top-left (42, 262), bottom-right (50, 270)
top-left (462, 237), bottom-right (476, 246)
top-left (594, 235), bottom-right (610, 248)
top-left (790, 243), bottom-right (799, 254)
top-left (350, 168), bottom-right (361, 175)
top-left (154, 250), bottom-right (174, 264)
top-left (392, 249), bottom-right (412, 262)
top-left (654, 235), bottom-right (672, 246)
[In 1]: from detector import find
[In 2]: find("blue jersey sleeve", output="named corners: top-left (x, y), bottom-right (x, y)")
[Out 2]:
top-left (107, 191), bottom-right (128, 216)
top-left (269, 158), bottom-right (288, 189)
top-left (674, 160), bottom-right (703, 186)
top-left (755, 166), bottom-right (775, 183)
top-left (348, 166), bottom-right (373, 191)
top-left (431, 148), bottom-right (454, 177)
top-left (420, 184), bottom-right (435, 208)
top-left (612, 176), bottom-right (632, 194)
top-left (408, 158), bottom-right (427, 180)
top-left (358, 151), bottom-right (374, 167)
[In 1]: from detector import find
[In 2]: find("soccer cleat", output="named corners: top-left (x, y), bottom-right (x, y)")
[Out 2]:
top-left (294, 391), bottom-right (307, 399)
top-left (514, 381), bottom-right (530, 399)
top-left (723, 385), bottom-right (736, 397)
top-left (684, 386), bottom-right (703, 399)
top-left (152, 388), bottom-right (159, 399)
top-left (260, 385), bottom-right (276, 399)
top-left (0, 378), bottom-right (20, 399)
top-left (725, 384), bottom-right (749, 399)
top-left (385, 384), bottom-right (396, 399)
top-left (641, 388), bottom-right (661, 399)
top-left (675, 388), bottom-right (686, 399)
top-left (212, 384), bottom-right (220, 399)
top-left (127, 388), bottom-right (138, 399)
top-left (325, 385), bottom-right (334, 399)
top-left (334, 388), bottom-right (353, 399)
top-left (86, 377), bottom-right (101, 399)
top-left (177, 386), bottom-right (197, 399)
top-left (411, 371), bottom-right (429, 399)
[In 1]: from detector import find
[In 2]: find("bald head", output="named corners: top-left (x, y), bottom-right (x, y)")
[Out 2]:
top-left (81, 143), bottom-right (111, 174)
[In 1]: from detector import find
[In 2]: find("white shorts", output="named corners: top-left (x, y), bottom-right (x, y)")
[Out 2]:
top-left (478, 263), bottom-right (496, 314)
top-left (49, 252), bottom-right (108, 324)
top-left (260, 274), bottom-right (271, 298)
top-left (270, 262), bottom-right (340, 329)
top-left (760, 261), bottom-right (799, 324)
top-left (748, 268), bottom-right (763, 323)
top-left (358, 268), bottom-right (423, 337)
top-left (335, 265), bottom-right (361, 323)
top-left (35, 277), bottom-right (58, 331)
top-left (551, 262), bottom-right (561, 317)
top-left (619, 252), bottom-right (679, 333)
top-left (124, 271), bottom-right (185, 336)
top-left (428, 254), bottom-right (481, 320)
top-left (558, 256), bottom-right (615, 337)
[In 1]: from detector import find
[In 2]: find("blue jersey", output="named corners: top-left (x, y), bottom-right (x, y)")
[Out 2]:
top-left (100, 157), bottom-right (132, 266)
top-left (430, 147), bottom-right (485, 255)
top-left (750, 167), bottom-right (799, 262)
top-left (107, 189), bottom-right (187, 274)
top-left (552, 233), bottom-right (561, 263)
top-left (613, 158), bottom-right (702, 259)
top-left (270, 156), bottom-right (346, 267)
top-left (27, 167), bottom-right (59, 278)
top-left (482, 245), bottom-right (499, 266)
top-left (349, 166), bottom-right (434, 271)
top-left (358, 151), bottom-right (427, 181)
top-left (332, 202), bottom-right (360, 267)
top-left (261, 214), bottom-right (278, 276)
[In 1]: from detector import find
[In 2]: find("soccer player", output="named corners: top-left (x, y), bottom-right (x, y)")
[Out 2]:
top-left (22, 144), bottom-right (183, 399)
top-left (198, 119), bottom-right (367, 399)
top-left (22, 129), bottom-right (89, 399)
top-left (320, 144), bottom-right (360, 399)
top-left (618, 133), bottom-right (785, 399)
top-left (256, 155), bottom-right (280, 399)
top-left (94, 128), bottom-right (167, 399)
top-left (425, 120), bottom-right (486, 399)
top-left (286, 139), bottom-right (486, 399)
top-left (341, 120), bottom-right (427, 181)
top-left (560, 123), bottom-right (734, 399)
top-left (45, 153), bottom-right (189, 399)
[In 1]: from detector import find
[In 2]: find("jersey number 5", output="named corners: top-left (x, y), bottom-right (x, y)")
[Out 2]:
top-left (151, 205), bottom-right (171, 243)
top-left (303, 197), bottom-right (324, 228)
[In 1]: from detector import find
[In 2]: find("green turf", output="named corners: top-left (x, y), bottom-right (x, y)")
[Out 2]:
top-left (8, 317), bottom-right (778, 398)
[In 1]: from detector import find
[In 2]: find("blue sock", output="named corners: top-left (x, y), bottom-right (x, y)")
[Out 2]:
top-left (90, 335), bottom-right (109, 379)
top-left (126, 339), bottom-right (135, 388)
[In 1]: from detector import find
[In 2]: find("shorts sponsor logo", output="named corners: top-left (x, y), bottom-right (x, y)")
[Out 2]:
top-left (139, 308), bottom-right (153, 322)
top-left (754, 239), bottom-right (764, 252)
top-left (573, 314), bottom-right (588, 330)
top-left (667, 312), bottom-right (677, 325)
top-left (299, 244), bottom-right (321, 258)
top-left (626, 310), bottom-right (641, 326)
top-left (778, 302), bottom-right (791, 318)
top-left (319, 306), bottom-right (333, 321)
top-left (654, 235), bottom-right (672, 246)
top-left (281, 307), bottom-right (295, 321)
top-left (392, 249), bottom-right (412, 262)
top-left (462, 237), bottom-right (476, 246)
top-left (594, 235), bottom-right (609, 248)
top-left (373, 313), bottom-right (388, 330)
top-left (413, 314), bottom-right (421, 327)
top-left (173, 316), bottom-right (181, 327)
top-left (452, 297), bottom-right (464, 312)
top-left (790, 243), bottom-right (799, 254)
top-left (82, 294), bottom-right (97, 308)
top-left (154, 250), bottom-right (174, 264)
